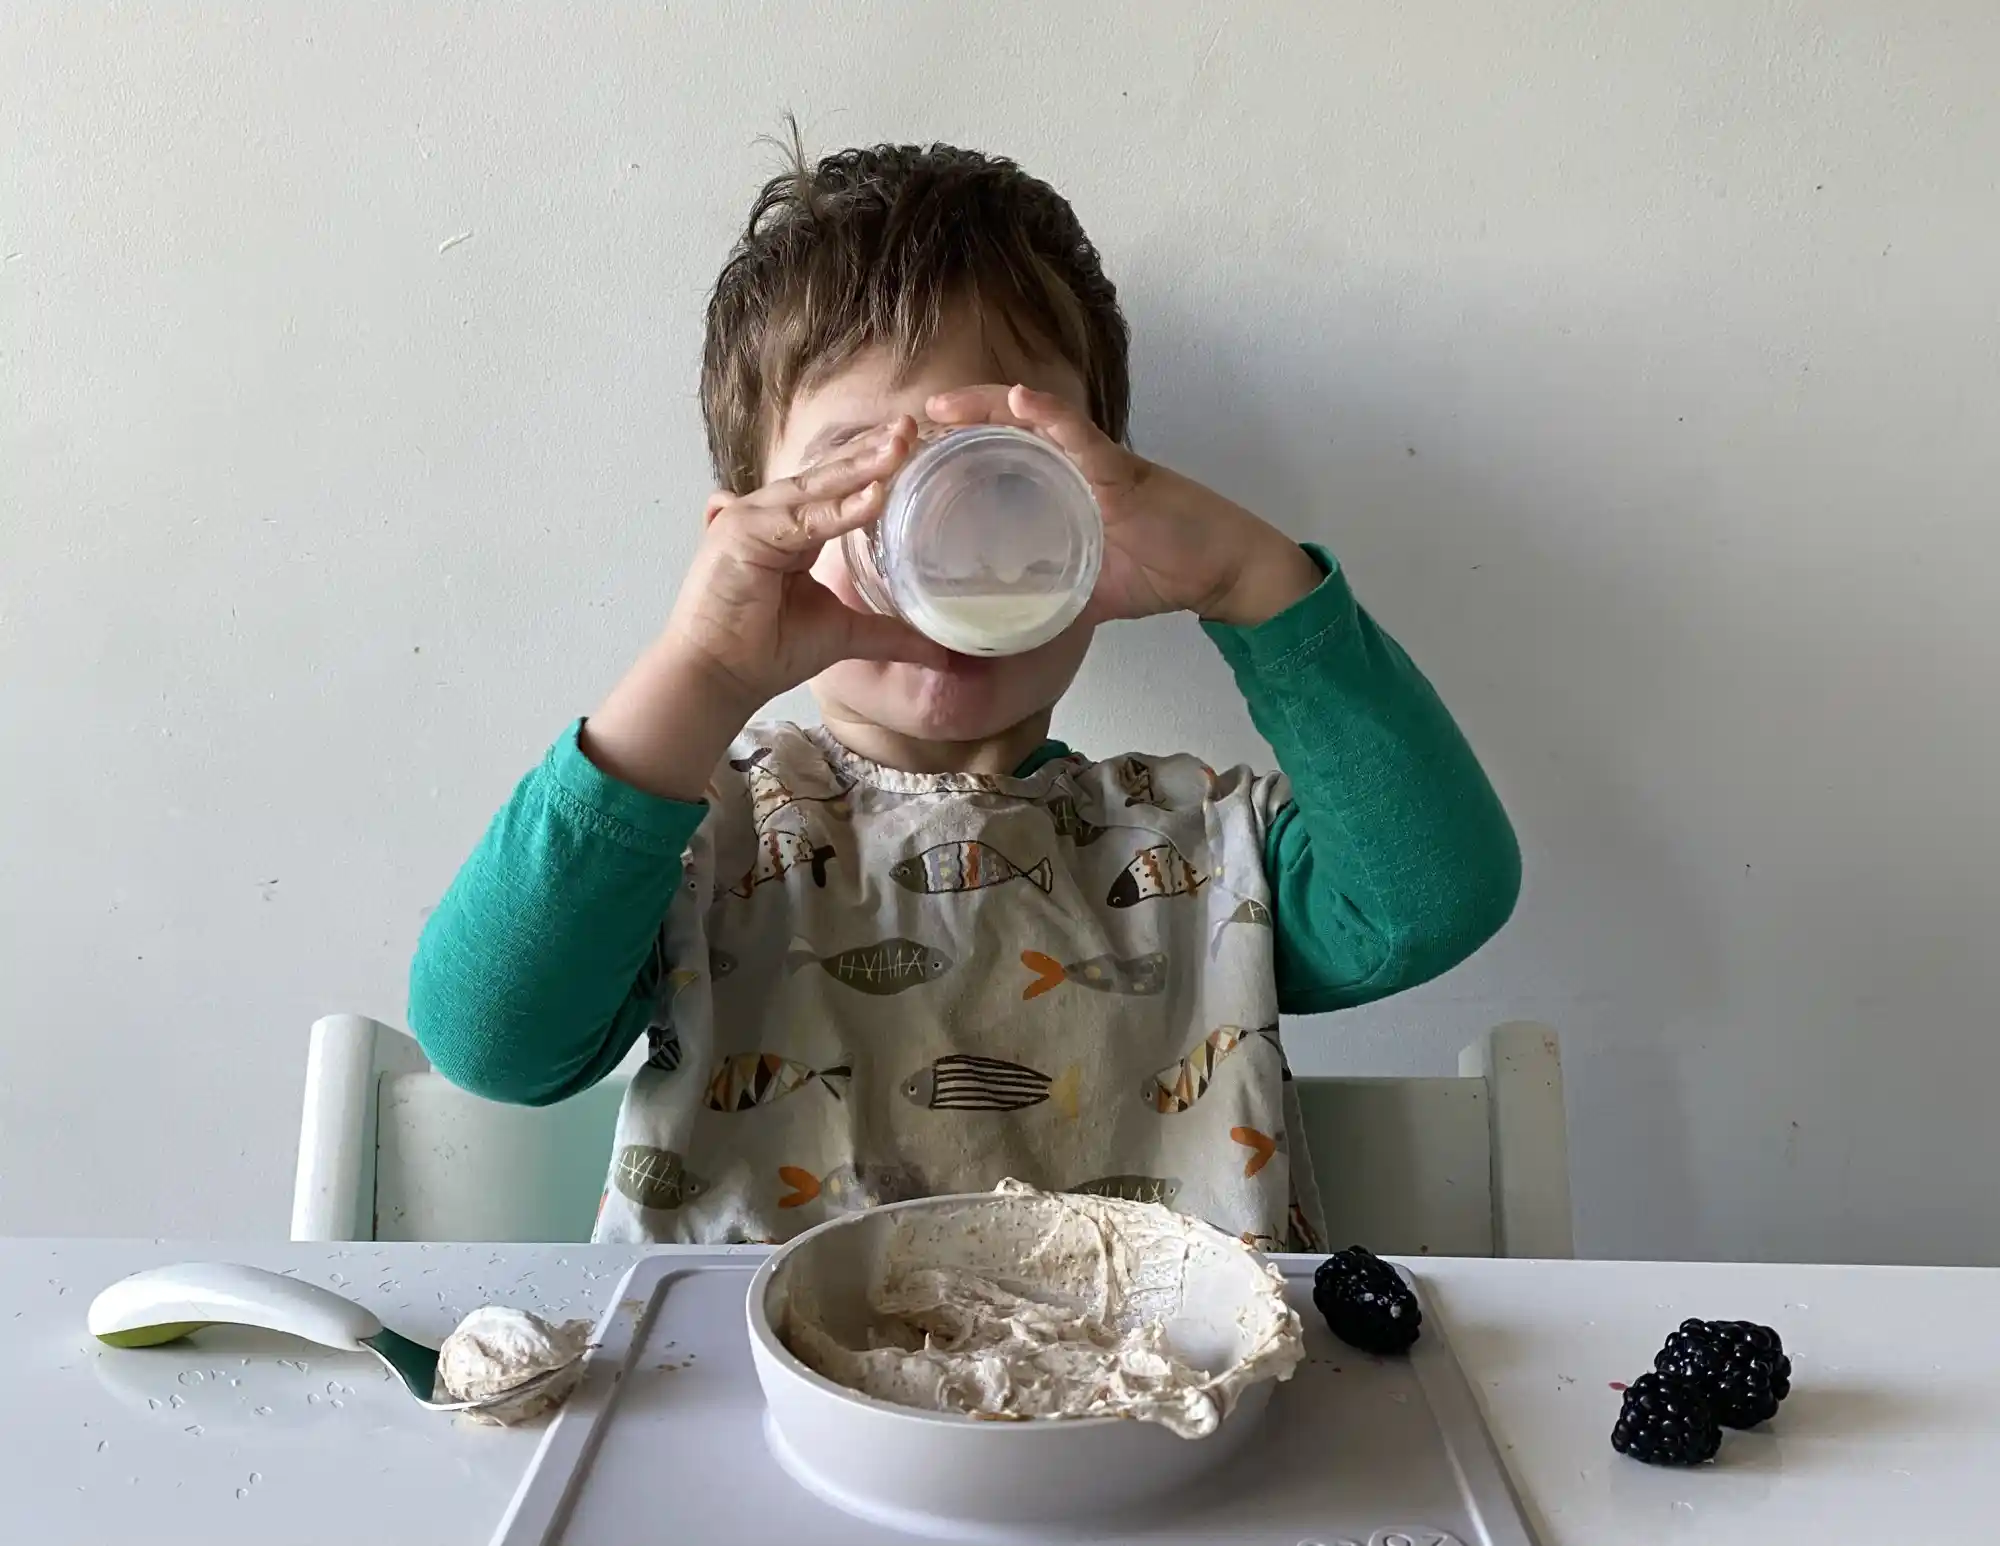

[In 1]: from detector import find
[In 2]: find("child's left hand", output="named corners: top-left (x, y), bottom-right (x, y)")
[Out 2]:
top-left (925, 384), bottom-right (1323, 628)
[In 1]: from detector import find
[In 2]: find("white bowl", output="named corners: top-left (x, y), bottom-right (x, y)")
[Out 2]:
top-left (745, 1190), bottom-right (1295, 1534)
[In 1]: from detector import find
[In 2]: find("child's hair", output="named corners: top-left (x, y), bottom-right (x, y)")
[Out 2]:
top-left (701, 127), bottom-right (1130, 494)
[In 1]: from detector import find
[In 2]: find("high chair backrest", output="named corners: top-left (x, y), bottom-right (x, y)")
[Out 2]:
top-left (291, 1015), bottom-right (1572, 1256)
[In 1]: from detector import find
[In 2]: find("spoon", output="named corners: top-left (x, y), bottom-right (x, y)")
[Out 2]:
top-left (87, 1262), bottom-right (584, 1417)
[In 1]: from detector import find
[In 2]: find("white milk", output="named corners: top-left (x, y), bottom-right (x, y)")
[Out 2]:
top-left (905, 590), bottom-right (1075, 655)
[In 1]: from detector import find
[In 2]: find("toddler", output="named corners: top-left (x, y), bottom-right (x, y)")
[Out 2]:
top-left (411, 139), bottom-right (1520, 1249)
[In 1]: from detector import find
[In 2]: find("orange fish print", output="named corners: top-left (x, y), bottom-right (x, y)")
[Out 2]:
top-left (728, 829), bottom-right (836, 898)
top-left (1230, 1125), bottom-right (1283, 1177)
top-left (891, 840), bottom-right (1053, 897)
top-left (704, 1053), bottom-right (850, 1112)
top-left (1106, 842), bottom-right (1205, 908)
top-left (1020, 949), bottom-right (1168, 1000)
top-left (1146, 1024), bottom-right (1279, 1114)
top-left (777, 1162), bottom-right (930, 1212)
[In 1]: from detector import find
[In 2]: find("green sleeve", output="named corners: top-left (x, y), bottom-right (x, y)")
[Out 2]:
top-left (408, 722), bottom-right (707, 1105)
top-left (1204, 547), bottom-right (1521, 1015)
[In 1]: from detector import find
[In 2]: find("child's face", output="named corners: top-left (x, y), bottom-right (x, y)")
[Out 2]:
top-left (765, 309), bottom-right (1097, 746)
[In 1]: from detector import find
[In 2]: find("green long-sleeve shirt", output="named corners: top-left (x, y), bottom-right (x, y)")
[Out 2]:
top-left (411, 548), bottom-right (1520, 1105)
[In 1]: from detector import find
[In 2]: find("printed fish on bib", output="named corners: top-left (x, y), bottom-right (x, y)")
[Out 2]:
top-left (612, 1145), bottom-right (706, 1211)
top-left (1045, 795), bottom-right (1108, 848)
top-left (1107, 842), bottom-right (1206, 908)
top-left (1020, 948), bottom-right (1168, 1000)
top-left (1209, 897), bottom-right (1274, 955)
top-left (704, 1053), bottom-right (851, 1112)
top-left (903, 1053), bottom-right (1080, 1117)
top-left (729, 830), bottom-right (836, 898)
top-left (1069, 1174), bottom-right (1181, 1206)
top-left (787, 936), bottom-right (953, 995)
top-left (777, 1162), bottom-right (930, 1212)
top-left (1114, 756), bottom-right (1167, 809)
top-left (1147, 1024), bottom-right (1279, 1114)
top-left (892, 840), bottom-right (1053, 897)
top-left (730, 747), bottom-right (854, 830)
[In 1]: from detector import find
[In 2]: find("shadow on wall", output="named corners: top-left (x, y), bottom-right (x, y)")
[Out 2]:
top-left (1110, 261), bottom-right (1733, 1259)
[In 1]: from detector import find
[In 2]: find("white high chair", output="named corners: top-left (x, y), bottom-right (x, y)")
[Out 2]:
top-left (290, 1015), bottom-right (1572, 1257)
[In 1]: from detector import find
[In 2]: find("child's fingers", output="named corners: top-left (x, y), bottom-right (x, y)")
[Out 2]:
top-left (925, 385), bottom-right (1021, 426)
top-left (744, 421), bottom-right (912, 513)
top-left (929, 385), bottom-right (1130, 486)
top-left (723, 477), bottom-right (890, 563)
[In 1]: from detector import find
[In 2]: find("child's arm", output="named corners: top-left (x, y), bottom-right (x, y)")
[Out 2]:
top-left (1205, 548), bottom-right (1520, 1013)
top-left (927, 386), bottom-right (1518, 1013)
top-left (408, 726), bottom-right (704, 1103)
top-left (410, 420), bottom-right (945, 1102)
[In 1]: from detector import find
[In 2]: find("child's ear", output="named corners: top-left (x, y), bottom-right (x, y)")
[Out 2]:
top-left (703, 490), bottom-right (732, 527)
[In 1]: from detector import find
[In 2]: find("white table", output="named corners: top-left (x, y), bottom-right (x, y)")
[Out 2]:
top-left (2, 1240), bottom-right (1987, 1544)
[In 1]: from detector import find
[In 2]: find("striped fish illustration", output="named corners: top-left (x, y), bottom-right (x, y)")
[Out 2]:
top-left (1146, 1024), bottom-right (1279, 1114)
top-left (1230, 1125), bottom-right (1284, 1178)
top-left (612, 1145), bottom-right (705, 1211)
top-left (902, 1054), bottom-right (1081, 1118)
top-left (1209, 896), bottom-right (1274, 956)
top-left (777, 1162), bottom-right (930, 1212)
top-left (1069, 1174), bottom-right (1181, 1207)
top-left (787, 936), bottom-right (953, 995)
top-left (1045, 795), bottom-right (1108, 848)
top-left (1020, 948), bottom-right (1167, 1000)
top-left (728, 829), bottom-right (836, 898)
top-left (730, 747), bottom-right (854, 830)
top-left (1115, 755), bottom-right (1168, 809)
top-left (891, 840), bottom-right (1053, 897)
top-left (1106, 842), bottom-right (1206, 908)
top-left (704, 1052), bottom-right (850, 1112)
top-left (644, 1023), bottom-right (682, 1073)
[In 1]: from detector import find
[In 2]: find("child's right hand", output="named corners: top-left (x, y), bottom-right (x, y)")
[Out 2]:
top-left (579, 417), bottom-right (946, 801)
top-left (663, 415), bottom-right (945, 706)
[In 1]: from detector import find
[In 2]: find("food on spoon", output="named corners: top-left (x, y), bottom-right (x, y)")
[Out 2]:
top-left (1651, 1318), bottom-right (1792, 1428)
top-left (436, 1306), bottom-right (591, 1425)
top-left (1311, 1245), bottom-right (1423, 1354)
top-left (1610, 1371), bottom-right (1723, 1465)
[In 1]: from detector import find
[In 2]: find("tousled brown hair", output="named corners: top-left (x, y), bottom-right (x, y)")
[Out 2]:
top-left (701, 130), bottom-right (1130, 494)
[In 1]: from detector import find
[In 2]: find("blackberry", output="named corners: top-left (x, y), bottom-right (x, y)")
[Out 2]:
top-left (1611, 1372), bottom-right (1722, 1466)
top-left (1311, 1246), bottom-right (1422, 1354)
top-left (1653, 1319), bottom-right (1792, 1428)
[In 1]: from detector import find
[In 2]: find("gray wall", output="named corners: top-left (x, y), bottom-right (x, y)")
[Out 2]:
top-left (4, 2), bottom-right (1997, 1260)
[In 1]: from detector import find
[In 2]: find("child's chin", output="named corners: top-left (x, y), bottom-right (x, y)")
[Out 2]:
top-left (885, 658), bottom-right (1036, 740)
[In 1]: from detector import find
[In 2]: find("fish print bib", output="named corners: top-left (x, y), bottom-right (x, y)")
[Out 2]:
top-left (593, 722), bottom-right (1327, 1252)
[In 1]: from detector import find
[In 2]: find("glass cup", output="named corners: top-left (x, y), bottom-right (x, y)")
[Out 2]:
top-left (841, 425), bottom-right (1102, 657)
